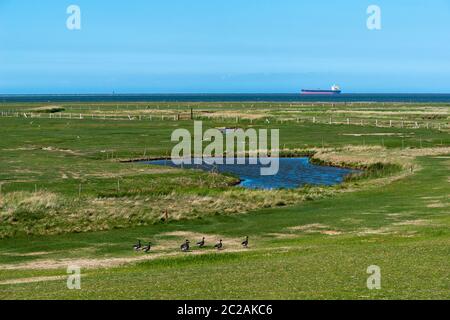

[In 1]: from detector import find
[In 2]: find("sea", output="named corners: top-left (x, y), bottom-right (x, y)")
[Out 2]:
top-left (1, 94), bottom-right (450, 103)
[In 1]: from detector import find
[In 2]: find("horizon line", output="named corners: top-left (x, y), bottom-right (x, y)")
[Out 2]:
top-left (2, 92), bottom-right (450, 96)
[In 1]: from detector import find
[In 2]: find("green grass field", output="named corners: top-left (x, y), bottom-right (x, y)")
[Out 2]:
top-left (0, 102), bottom-right (448, 300)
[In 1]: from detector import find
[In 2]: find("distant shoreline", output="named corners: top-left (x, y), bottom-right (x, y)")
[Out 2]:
top-left (1, 93), bottom-right (450, 103)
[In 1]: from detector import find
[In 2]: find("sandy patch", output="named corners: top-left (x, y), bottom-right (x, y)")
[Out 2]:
top-left (400, 147), bottom-right (450, 157)
top-left (0, 247), bottom-right (254, 271)
top-left (0, 251), bottom-right (53, 258)
top-left (326, 109), bottom-right (450, 115)
top-left (393, 219), bottom-right (430, 226)
top-left (0, 276), bottom-right (66, 286)
top-left (266, 233), bottom-right (299, 239)
top-left (200, 111), bottom-right (265, 120)
top-left (320, 230), bottom-right (343, 236)
top-left (356, 227), bottom-right (394, 236)
top-left (2, 147), bottom-right (38, 152)
top-left (288, 224), bottom-right (330, 232)
top-left (421, 196), bottom-right (444, 200)
top-left (357, 220), bottom-right (433, 236)
top-left (341, 133), bottom-right (411, 137)
top-left (427, 202), bottom-right (447, 208)
top-left (29, 106), bottom-right (63, 112)
top-left (41, 147), bottom-right (83, 156)
top-left (386, 213), bottom-right (402, 217)
top-left (0, 231), bottom-right (256, 271)
top-left (399, 231), bottom-right (419, 238)
top-left (287, 224), bottom-right (342, 236)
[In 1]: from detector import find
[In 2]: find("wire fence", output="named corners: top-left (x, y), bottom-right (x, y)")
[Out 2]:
top-left (0, 110), bottom-right (448, 131)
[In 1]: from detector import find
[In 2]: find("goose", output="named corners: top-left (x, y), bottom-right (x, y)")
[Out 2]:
top-left (181, 240), bottom-right (190, 252)
top-left (241, 236), bottom-right (249, 248)
top-left (214, 239), bottom-right (223, 250)
top-left (197, 237), bottom-right (205, 248)
top-left (133, 240), bottom-right (142, 251)
top-left (143, 242), bottom-right (152, 253)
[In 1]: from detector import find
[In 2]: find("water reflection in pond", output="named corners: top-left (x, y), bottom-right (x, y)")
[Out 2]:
top-left (144, 157), bottom-right (360, 190)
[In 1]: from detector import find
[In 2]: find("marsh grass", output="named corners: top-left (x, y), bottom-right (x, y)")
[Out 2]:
top-left (0, 101), bottom-right (448, 300)
top-left (0, 153), bottom-right (449, 299)
top-left (0, 110), bottom-right (447, 238)
top-left (344, 162), bottom-right (403, 182)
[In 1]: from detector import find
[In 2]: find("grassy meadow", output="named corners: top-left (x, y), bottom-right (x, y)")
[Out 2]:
top-left (0, 101), bottom-right (448, 300)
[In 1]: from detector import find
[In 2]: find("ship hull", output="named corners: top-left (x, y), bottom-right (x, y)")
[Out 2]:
top-left (301, 90), bottom-right (342, 95)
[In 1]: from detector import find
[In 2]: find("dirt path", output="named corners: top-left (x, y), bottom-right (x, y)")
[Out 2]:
top-left (0, 247), bottom-right (253, 271)
top-left (0, 276), bottom-right (66, 285)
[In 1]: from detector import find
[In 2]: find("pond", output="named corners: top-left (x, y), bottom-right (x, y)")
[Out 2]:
top-left (143, 157), bottom-right (360, 190)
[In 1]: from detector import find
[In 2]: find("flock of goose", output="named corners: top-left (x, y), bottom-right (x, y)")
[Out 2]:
top-left (133, 236), bottom-right (249, 253)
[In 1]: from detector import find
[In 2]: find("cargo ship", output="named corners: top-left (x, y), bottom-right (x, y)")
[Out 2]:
top-left (301, 85), bottom-right (342, 95)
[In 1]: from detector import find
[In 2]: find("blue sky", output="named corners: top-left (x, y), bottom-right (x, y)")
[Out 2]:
top-left (1, 0), bottom-right (450, 93)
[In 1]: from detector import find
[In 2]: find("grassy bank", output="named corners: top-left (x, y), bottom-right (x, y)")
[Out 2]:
top-left (0, 102), bottom-right (448, 299)
top-left (0, 112), bottom-right (448, 237)
top-left (0, 155), bottom-right (448, 299)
